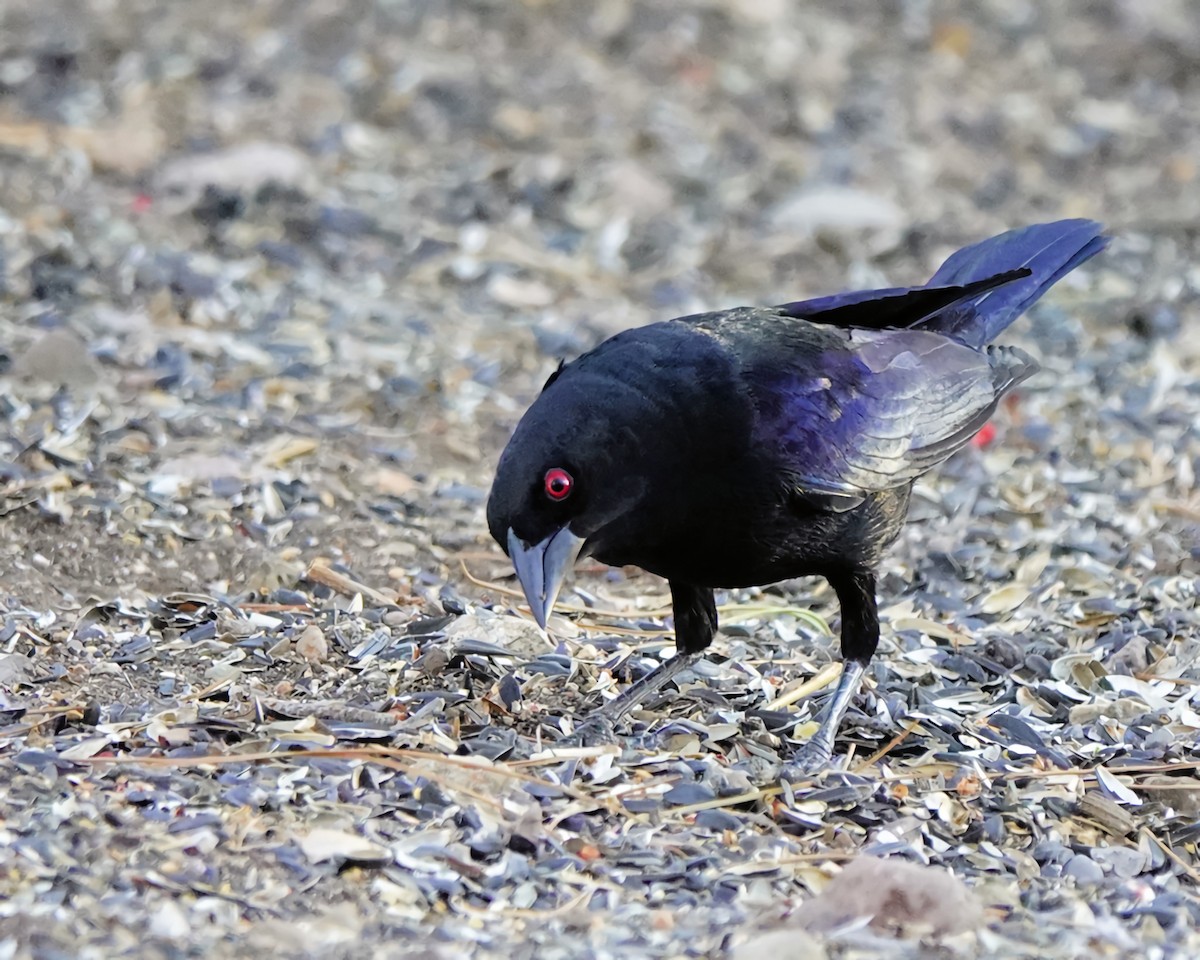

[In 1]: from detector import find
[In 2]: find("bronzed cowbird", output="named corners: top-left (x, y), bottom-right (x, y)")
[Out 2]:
top-left (487, 220), bottom-right (1107, 775)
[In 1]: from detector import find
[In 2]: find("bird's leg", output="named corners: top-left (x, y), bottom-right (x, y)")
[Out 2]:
top-left (783, 569), bottom-right (878, 778)
top-left (569, 582), bottom-right (716, 745)
top-left (784, 658), bottom-right (866, 776)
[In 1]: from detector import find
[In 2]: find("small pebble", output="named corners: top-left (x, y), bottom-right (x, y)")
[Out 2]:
top-left (1063, 854), bottom-right (1105, 886)
top-left (296, 625), bottom-right (328, 664)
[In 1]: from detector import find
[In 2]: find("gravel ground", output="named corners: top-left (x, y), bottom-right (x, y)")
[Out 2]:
top-left (1, 2), bottom-right (1199, 958)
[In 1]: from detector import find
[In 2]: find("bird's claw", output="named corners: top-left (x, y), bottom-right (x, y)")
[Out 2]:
top-left (562, 714), bottom-right (619, 747)
top-left (780, 739), bottom-right (834, 782)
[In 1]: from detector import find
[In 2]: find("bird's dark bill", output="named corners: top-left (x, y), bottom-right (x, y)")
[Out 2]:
top-left (506, 527), bottom-right (585, 628)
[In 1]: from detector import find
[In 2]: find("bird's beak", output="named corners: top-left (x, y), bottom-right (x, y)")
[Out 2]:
top-left (506, 527), bottom-right (585, 628)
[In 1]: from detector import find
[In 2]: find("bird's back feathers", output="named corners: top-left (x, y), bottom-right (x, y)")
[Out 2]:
top-left (670, 219), bottom-right (1107, 505)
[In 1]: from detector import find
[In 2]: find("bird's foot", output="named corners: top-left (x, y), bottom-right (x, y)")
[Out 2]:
top-left (779, 658), bottom-right (867, 783)
top-left (780, 738), bottom-right (834, 782)
top-left (561, 713), bottom-right (619, 747)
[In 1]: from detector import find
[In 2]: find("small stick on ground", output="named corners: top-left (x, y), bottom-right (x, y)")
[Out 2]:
top-left (306, 560), bottom-right (396, 606)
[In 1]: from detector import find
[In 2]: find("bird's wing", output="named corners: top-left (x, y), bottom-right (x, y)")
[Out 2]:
top-left (922, 219), bottom-right (1107, 347)
top-left (775, 219), bottom-right (1106, 347)
top-left (748, 327), bottom-right (1036, 509)
top-left (773, 269), bottom-right (1029, 332)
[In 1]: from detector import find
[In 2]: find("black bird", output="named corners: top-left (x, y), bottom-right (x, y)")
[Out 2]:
top-left (487, 220), bottom-right (1107, 774)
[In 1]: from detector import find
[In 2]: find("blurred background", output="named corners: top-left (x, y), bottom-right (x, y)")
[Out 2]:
top-left (0, 0), bottom-right (1197, 612)
top-left (1, 0), bottom-right (1197, 596)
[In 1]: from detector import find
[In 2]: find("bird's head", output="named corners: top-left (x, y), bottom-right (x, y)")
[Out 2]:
top-left (488, 322), bottom-right (746, 626)
top-left (486, 369), bottom-right (653, 628)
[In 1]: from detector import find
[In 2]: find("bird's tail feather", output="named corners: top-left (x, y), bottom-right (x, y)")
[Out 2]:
top-left (923, 219), bottom-right (1109, 348)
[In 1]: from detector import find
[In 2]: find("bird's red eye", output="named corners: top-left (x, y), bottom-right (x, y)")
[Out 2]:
top-left (544, 467), bottom-right (573, 501)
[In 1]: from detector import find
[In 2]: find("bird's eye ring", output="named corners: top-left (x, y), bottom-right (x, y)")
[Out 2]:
top-left (543, 468), bottom-right (573, 501)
